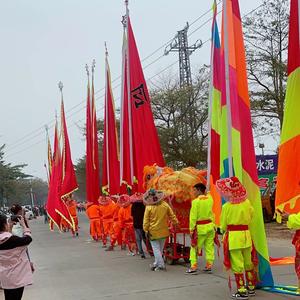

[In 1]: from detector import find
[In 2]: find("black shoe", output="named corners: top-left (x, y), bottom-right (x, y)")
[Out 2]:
top-left (105, 245), bottom-right (114, 251)
top-left (76, 232), bottom-right (79, 237)
top-left (150, 264), bottom-right (156, 271)
top-left (202, 267), bottom-right (212, 274)
top-left (231, 291), bottom-right (249, 299)
top-left (141, 254), bottom-right (146, 259)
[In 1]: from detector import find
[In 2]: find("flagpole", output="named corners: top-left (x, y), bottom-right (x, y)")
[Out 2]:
top-left (207, 3), bottom-right (217, 191)
top-left (125, 0), bottom-right (135, 186)
top-left (223, 0), bottom-right (233, 177)
top-left (58, 81), bottom-right (66, 180)
top-left (91, 59), bottom-right (97, 171)
top-left (45, 125), bottom-right (51, 184)
top-left (104, 43), bottom-right (111, 191)
top-left (120, 24), bottom-right (126, 187)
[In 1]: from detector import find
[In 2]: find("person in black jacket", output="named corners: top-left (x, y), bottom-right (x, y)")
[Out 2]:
top-left (131, 193), bottom-right (147, 259)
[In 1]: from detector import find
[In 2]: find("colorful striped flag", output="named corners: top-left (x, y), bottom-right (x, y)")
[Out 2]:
top-left (220, 0), bottom-right (273, 286)
top-left (102, 48), bottom-right (120, 195)
top-left (276, 0), bottom-right (300, 214)
top-left (207, 1), bottom-right (222, 226)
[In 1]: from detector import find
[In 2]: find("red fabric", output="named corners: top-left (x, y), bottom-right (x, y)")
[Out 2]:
top-left (227, 225), bottom-right (248, 231)
top-left (120, 37), bottom-right (134, 192)
top-left (191, 230), bottom-right (198, 247)
top-left (60, 101), bottom-right (78, 198)
top-left (288, 0), bottom-right (300, 75)
top-left (86, 77), bottom-right (100, 204)
top-left (46, 122), bottom-right (74, 231)
top-left (102, 58), bottom-right (120, 195)
top-left (196, 219), bottom-right (212, 225)
top-left (292, 230), bottom-right (300, 251)
top-left (127, 17), bottom-right (165, 192)
top-left (223, 231), bottom-right (231, 270)
top-left (216, 177), bottom-right (247, 202)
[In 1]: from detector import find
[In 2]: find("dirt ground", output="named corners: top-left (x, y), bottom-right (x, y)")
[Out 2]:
top-left (265, 221), bottom-right (294, 240)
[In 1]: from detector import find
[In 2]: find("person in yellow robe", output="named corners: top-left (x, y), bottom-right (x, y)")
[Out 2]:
top-left (186, 183), bottom-right (215, 274)
top-left (217, 176), bottom-right (256, 300)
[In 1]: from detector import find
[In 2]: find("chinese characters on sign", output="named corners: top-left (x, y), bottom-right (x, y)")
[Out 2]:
top-left (256, 155), bottom-right (278, 192)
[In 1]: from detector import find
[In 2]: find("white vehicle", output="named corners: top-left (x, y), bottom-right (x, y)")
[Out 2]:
top-left (24, 208), bottom-right (34, 220)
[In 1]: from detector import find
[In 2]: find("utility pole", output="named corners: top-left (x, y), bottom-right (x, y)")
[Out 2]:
top-left (29, 180), bottom-right (34, 208)
top-left (164, 22), bottom-right (202, 87)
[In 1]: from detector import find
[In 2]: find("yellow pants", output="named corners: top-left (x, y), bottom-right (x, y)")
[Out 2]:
top-left (190, 230), bottom-right (215, 267)
top-left (230, 247), bottom-right (253, 274)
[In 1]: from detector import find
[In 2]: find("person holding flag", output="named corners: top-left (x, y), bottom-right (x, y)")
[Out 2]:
top-left (217, 177), bottom-right (257, 299)
top-left (186, 183), bottom-right (215, 274)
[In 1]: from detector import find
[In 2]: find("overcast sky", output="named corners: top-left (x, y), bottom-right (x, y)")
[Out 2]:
top-left (0, 0), bottom-right (273, 180)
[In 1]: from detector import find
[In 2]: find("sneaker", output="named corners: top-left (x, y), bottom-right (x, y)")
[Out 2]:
top-left (247, 289), bottom-right (255, 297)
top-left (127, 251), bottom-right (135, 256)
top-left (150, 264), bottom-right (156, 271)
top-left (105, 245), bottom-right (114, 251)
top-left (231, 291), bottom-right (249, 299)
top-left (185, 268), bottom-right (198, 275)
top-left (154, 266), bottom-right (167, 272)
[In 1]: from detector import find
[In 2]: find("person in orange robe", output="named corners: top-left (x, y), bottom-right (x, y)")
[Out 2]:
top-left (86, 202), bottom-right (102, 241)
top-left (112, 195), bottom-right (136, 254)
top-left (60, 217), bottom-right (70, 232)
top-left (99, 196), bottom-right (117, 248)
top-left (66, 194), bottom-right (79, 237)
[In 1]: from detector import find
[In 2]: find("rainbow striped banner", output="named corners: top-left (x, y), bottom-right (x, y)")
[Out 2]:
top-left (276, 0), bottom-right (300, 214)
top-left (218, 0), bottom-right (273, 286)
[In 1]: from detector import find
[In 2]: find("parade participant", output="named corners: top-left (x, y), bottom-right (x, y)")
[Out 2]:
top-left (143, 189), bottom-right (179, 271)
top-left (60, 218), bottom-right (70, 232)
top-left (66, 194), bottom-right (79, 237)
top-left (0, 214), bottom-right (33, 300)
top-left (86, 202), bottom-right (102, 241)
top-left (186, 183), bottom-right (215, 274)
top-left (131, 192), bottom-right (147, 258)
top-left (99, 196), bottom-right (117, 249)
top-left (281, 212), bottom-right (300, 293)
top-left (217, 176), bottom-right (256, 300)
top-left (117, 194), bottom-right (136, 255)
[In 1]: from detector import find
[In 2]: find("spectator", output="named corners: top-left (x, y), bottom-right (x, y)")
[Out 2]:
top-left (131, 193), bottom-right (147, 259)
top-left (143, 189), bottom-right (178, 271)
top-left (0, 213), bottom-right (33, 300)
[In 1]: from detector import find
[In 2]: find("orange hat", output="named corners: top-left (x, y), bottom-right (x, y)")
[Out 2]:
top-left (216, 176), bottom-right (247, 204)
top-left (98, 196), bottom-right (111, 206)
top-left (117, 194), bottom-right (131, 207)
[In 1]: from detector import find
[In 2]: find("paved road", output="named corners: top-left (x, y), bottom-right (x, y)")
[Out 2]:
top-left (1, 213), bottom-right (298, 300)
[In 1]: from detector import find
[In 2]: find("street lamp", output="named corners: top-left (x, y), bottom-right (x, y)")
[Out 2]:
top-left (259, 143), bottom-right (265, 156)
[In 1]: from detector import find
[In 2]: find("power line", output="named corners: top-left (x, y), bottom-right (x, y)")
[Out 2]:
top-left (5, 5), bottom-right (219, 151)
top-left (5, 2), bottom-right (264, 158)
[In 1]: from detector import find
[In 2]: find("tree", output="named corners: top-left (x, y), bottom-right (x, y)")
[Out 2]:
top-left (0, 144), bottom-right (31, 207)
top-left (150, 67), bottom-right (209, 169)
top-left (244, 0), bottom-right (289, 137)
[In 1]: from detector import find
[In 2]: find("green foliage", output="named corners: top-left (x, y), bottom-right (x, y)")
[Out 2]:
top-left (0, 144), bottom-right (44, 207)
top-left (151, 67), bottom-right (209, 168)
top-left (244, 0), bottom-right (289, 136)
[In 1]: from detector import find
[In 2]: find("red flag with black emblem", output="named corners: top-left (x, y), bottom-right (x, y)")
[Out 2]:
top-left (126, 13), bottom-right (165, 192)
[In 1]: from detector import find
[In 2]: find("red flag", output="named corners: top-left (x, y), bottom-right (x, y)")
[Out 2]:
top-left (46, 120), bottom-right (74, 231)
top-left (102, 50), bottom-right (120, 195)
top-left (86, 66), bottom-right (100, 203)
top-left (120, 30), bottom-right (134, 192)
top-left (126, 14), bottom-right (165, 192)
top-left (60, 99), bottom-right (78, 198)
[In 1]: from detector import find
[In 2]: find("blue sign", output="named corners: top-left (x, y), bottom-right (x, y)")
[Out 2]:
top-left (256, 155), bottom-right (278, 176)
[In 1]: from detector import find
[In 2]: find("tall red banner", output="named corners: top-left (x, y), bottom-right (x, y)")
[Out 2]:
top-left (126, 15), bottom-right (165, 192)
top-left (60, 100), bottom-right (78, 198)
top-left (102, 53), bottom-right (120, 195)
top-left (86, 67), bottom-right (100, 203)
